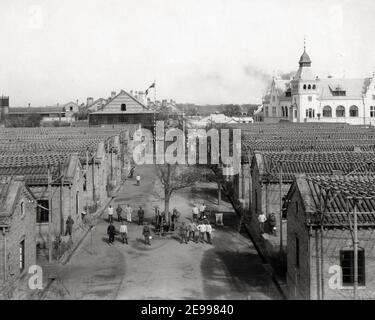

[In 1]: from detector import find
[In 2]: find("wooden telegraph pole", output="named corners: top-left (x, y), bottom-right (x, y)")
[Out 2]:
top-left (353, 198), bottom-right (358, 300)
top-left (279, 161), bottom-right (283, 254)
top-left (47, 166), bottom-right (53, 263)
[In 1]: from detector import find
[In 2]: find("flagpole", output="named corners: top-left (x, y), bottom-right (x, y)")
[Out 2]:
top-left (154, 79), bottom-right (156, 104)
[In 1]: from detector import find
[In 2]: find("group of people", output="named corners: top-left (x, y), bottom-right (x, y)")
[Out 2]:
top-left (106, 203), bottom-right (147, 245)
top-left (192, 203), bottom-right (207, 222)
top-left (107, 204), bottom-right (145, 225)
top-left (106, 203), bottom-right (214, 246)
top-left (179, 220), bottom-right (213, 244)
top-left (257, 212), bottom-right (277, 235)
top-left (154, 206), bottom-right (181, 235)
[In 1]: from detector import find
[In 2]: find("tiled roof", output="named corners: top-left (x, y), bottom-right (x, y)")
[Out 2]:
top-left (253, 152), bottom-right (375, 182)
top-left (317, 78), bottom-right (370, 100)
top-left (295, 175), bottom-right (375, 227)
top-left (8, 106), bottom-right (65, 114)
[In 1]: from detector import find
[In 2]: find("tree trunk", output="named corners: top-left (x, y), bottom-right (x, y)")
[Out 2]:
top-left (164, 189), bottom-right (170, 225)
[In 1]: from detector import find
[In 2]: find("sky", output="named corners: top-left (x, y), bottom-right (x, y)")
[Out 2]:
top-left (0, 0), bottom-right (374, 106)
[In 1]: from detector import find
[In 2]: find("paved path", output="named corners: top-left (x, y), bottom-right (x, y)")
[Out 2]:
top-left (43, 165), bottom-right (281, 300)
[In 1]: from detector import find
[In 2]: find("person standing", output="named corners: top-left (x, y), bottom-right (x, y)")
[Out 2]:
top-left (192, 205), bottom-right (199, 222)
top-left (197, 222), bottom-right (207, 243)
top-left (187, 221), bottom-right (196, 242)
top-left (199, 203), bottom-right (206, 220)
top-left (155, 206), bottom-right (161, 225)
top-left (138, 206), bottom-right (145, 225)
top-left (65, 216), bottom-right (74, 237)
top-left (268, 212), bottom-right (277, 235)
top-left (119, 221), bottom-right (128, 244)
top-left (143, 223), bottom-right (151, 246)
top-left (125, 204), bottom-right (132, 223)
top-left (171, 208), bottom-right (179, 231)
top-left (258, 213), bottom-right (267, 234)
top-left (107, 221), bottom-right (116, 245)
top-left (205, 222), bottom-right (213, 244)
top-left (108, 205), bottom-right (114, 223)
top-left (136, 174), bottom-right (141, 186)
top-left (116, 204), bottom-right (123, 222)
top-left (179, 222), bottom-right (188, 244)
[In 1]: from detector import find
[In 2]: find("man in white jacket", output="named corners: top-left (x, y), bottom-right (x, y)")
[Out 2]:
top-left (205, 222), bottom-right (213, 244)
top-left (119, 221), bottom-right (128, 244)
top-left (125, 204), bottom-right (132, 222)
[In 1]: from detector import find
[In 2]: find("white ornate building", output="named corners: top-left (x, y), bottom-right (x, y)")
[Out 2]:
top-left (262, 47), bottom-right (375, 125)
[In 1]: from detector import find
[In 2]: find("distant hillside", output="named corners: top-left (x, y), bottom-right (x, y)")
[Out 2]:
top-left (175, 104), bottom-right (260, 116)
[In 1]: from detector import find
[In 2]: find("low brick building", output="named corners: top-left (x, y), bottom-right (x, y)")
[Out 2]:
top-left (286, 174), bottom-right (375, 300)
top-left (0, 176), bottom-right (36, 293)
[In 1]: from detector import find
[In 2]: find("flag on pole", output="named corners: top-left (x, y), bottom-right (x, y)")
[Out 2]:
top-left (145, 82), bottom-right (156, 95)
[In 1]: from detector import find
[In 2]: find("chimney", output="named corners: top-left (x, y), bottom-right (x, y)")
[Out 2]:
top-left (134, 90), bottom-right (138, 100)
top-left (87, 97), bottom-right (94, 106)
top-left (130, 90), bottom-right (133, 96)
top-left (111, 91), bottom-right (116, 99)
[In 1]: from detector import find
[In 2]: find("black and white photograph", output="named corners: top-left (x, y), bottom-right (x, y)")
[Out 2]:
top-left (0, 0), bottom-right (375, 309)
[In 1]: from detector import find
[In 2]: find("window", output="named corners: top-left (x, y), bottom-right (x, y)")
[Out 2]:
top-left (69, 106), bottom-right (73, 111)
top-left (340, 249), bottom-right (365, 286)
top-left (308, 96), bottom-right (312, 102)
top-left (371, 106), bottom-right (375, 118)
top-left (349, 105), bottom-right (359, 117)
top-left (323, 106), bottom-right (332, 117)
top-left (19, 239), bottom-right (25, 272)
top-left (303, 84), bottom-right (306, 90)
top-left (306, 108), bottom-right (314, 118)
top-left (83, 174), bottom-right (87, 191)
top-left (295, 236), bottom-right (300, 268)
top-left (336, 105), bottom-right (345, 117)
top-left (36, 200), bottom-right (49, 223)
top-left (285, 107), bottom-right (288, 117)
top-left (312, 84), bottom-right (316, 90)
top-left (308, 84), bottom-right (311, 90)
top-left (121, 103), bottom-right (127, 111)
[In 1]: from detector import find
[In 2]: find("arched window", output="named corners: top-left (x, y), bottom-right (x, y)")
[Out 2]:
top-left (308, 84), bottom-right (311, 90)
top-left (336, 105), bottom-right (345, 117)
top-left (121, 104), bottom-right (126, 111)
top-left (285, 107), bottom-right (288, 117)
top-left (303, 84), bottom-right (306, 90)
top-left (349, 105), bottom-right (359, 117)
top-left (281, 106), bottom-right (284, 117)
top-left (312, 84), bottom-right (316, 90)
top-left (323, 106), bottom-right (332, 117)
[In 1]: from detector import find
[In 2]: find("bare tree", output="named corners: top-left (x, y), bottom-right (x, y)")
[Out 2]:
top-left (155, 164), bottom-right (201, 223)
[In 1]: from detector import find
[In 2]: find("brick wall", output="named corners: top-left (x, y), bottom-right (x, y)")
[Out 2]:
top-left (287, 188), bottom-right (375, 300)
top-left (0, 188), bottom-right (36, 287)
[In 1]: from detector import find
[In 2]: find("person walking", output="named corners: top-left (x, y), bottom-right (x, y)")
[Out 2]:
top-left (143, 223), bottom-right (151, 246)
top-left (136, 174), bottom-right (141, 186)
top-left (192, 205), bottom-right (199, 222)
top-left (125, 204), bottom-right (132, 223)
top-left (65, 216), bottom-right (74, 237)
top-left (107, 221), bottom-right (116, 245)
top-left (197, 222), bottom-right (207, 243)
top-left (138, 206), bottom-right (145, 225)
top-left (205, 222), bottom-right (213, 244)
top-left (108, 205), bottom-right (114, 223)
top-left (179, 222), bottom-right (188, 244)
top-left (258, 213), bottom-right (267, 234)
top-left (116, 204), bottom-right (123, 222)
top-left (119, 221), bottom-right (128, 244)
